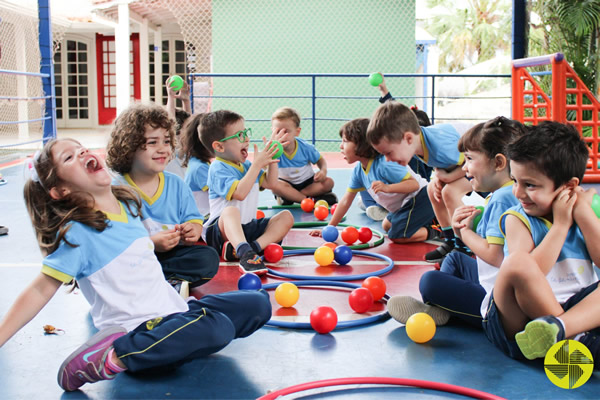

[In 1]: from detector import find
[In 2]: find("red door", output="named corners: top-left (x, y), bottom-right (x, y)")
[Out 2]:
top-left (96, 33), bottom-right (140, 125)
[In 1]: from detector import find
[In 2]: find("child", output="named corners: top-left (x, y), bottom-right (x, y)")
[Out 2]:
top-left (200, 110), bottom-right (294, 274)
top-left (484, 121), bottom-right (599, 364)
top-left (387, 117), bottom-right (526, 327)
top-left (0, 138), bottom-right (271, 391)
top-left (180, 113), bottom-right (213, 219)
top-left (106, 104), bottom-right (219, 297)
top-left (311, 118), bottom-right (436, 243)
top-left (366, 101), bottom-right (473, 262)
top-left (164, 77), bottom-right (192, 178)
top-left (269, 107), bottom-right (337, 206)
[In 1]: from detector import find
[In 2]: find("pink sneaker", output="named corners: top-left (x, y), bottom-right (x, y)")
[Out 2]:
top-left (57, 326), bottom-right (127, 391)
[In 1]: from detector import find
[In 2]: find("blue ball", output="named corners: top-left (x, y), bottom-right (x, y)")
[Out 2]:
top-left (322, 225), bottom-right (339, 243)
top-left (238, 273), bottom-right (262, 290)
top-left (334, 245), bottom-right (353, 265)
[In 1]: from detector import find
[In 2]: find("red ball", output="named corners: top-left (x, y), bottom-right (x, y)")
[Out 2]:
top-left (358, 227), bottom-right (372, 243)
top-left (314, 205), bottom-right (329, 221)
top-left (330, 203), bottom-right (338, 215)
top-left (256, 210), bottom-right (265, 219)
top-left (301, 198), bottom-right (315, 213)
top-left (264, 243), bottom-right (283, 263)
top-left (348, 287), bottom-right (374, 313)
top-left (362, 276), bottom-right (387, 301)
top-left (341, 226), bottom-right (359, 244)
top-left (310, 306), bottom-right (338, 334)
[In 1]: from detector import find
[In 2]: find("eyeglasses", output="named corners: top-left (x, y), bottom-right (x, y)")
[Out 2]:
top-left (218, 128), bottom-right (252, 143)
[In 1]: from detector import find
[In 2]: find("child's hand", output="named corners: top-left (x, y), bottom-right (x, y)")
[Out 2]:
top-left (253, 142), bottom-right (280, 169)
top-left (573, 186), bottom-right (596, 219)
top-left (376, 72), bottom-right (388, 97)
top-left (165, 78), bottom-right (189, 99)
top-left (452, 205), bottom-right (479, 231)
top-left (269, 129), bottom-right (290, 148)
top-left (152, 229), bottom-right (180, 252)
top-left (314, 169), bottom-right (327, 182)
top-left (177, 222), bottom-right (202, 245)
top-left (371, 180), bottom-right (388, 194)
top-left (309, 229), bottom-right (323, 237)
top-left (430, 174), bottom-right (443, 202)
top-left (552, 188), bottom-right (576, 228)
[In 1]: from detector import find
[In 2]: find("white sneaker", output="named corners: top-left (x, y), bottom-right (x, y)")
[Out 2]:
top-left (366, 205), bottom-right (389, 221)
top-left (357, 198), bottom-right (366, 211)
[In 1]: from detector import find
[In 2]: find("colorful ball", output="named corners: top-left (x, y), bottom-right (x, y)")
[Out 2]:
top-left (330, 203), bottom-right (338, 215)
top-left (362, 276), bottom-right (386, 301)
top-left (472, 206), bottom-right (485, 231)
top-left (168, 75), bottom-right (184, 91)
top-left (314, 205), bottom-right (329, 221)
top-left (348, 287), bottom-right (374, 313)
top-left (592, 194), bottom-right (600, 218)
top-left (323, 242), bottom-right (337, 250)
top-left (301, 197), bottom-right (315, 213)
top-left (368, 72), bottom-right (383, 87)
top-left (314, 245), bottom-right (334, 266)
top-left (315, 199), bottom-right (329, 209)
top-left (321, 225), bottom-right (339, 242)
top-left (256, 210), bottom-right (265, 219)
top-left (310, 306), bottom-right (338, 334)
top-left (264, 243), bottom-right (284, 263)
top-left (274, 282), bottom-right (300, 308)
top-left (237, 273), bottom-right (262, 290)
top-left (405, 312), bottom-right (436, 343)
top-left (358, 227), bottom-right (372, 243)
top-left (333, 245), bottom-right (352, 265)
top-left (341, 226), bottom-right (359, 244)
top-left (269, 140), bottom-right (284, 159)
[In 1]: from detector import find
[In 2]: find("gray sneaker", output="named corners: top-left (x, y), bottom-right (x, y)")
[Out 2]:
top-left (387, 295), bottom-right (450, 326)
top-left (366, 205), bottom-right (389, 221)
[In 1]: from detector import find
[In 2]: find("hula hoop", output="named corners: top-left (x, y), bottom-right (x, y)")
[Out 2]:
top-left (285, 221), bottom-right (384, 250)
top-left (257, 377), bottom-right (506, 400)
top-left (268, 249), bottom-right (393, 281)
top-left (263, 280), bottom-right (389, 329)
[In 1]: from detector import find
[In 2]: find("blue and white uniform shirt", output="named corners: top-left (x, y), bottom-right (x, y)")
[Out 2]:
top-left (205, 157), bottom-right (265, 231)
top-left (184, 157), bottom-right (211, 219)
top-left (42, 203), bottom-right (188, 332)
top-left (419, 124), bottom-right (464, 169)
top-left (499, 204), bottom-right (598, 303)
top-left (277, 138), bottom-right (321, 184)
top-left (119, 171), bottom-right (204, 236)
top-left (347, 155), bottom-right (427, 213)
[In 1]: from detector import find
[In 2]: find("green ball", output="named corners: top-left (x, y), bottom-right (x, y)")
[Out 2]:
top-left (592, 194), bottom-right (600, 218)
top-left (269, 140), bottom-right (284, 159)
top-left (169, 75), bottom-right (184, 91)
top-left (472, 206), bottom-right (485, 231)
top-left (368, 72), bottom-right (383, 87)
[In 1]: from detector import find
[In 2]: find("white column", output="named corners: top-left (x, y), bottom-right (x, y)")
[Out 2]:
top-left (139, 18), bottom-right (150, 103)
top-left (115, 2), bottom-right (131, 115)
top-left (154, 26), bottom-right (163, 105)
top-left (15, 24), bottom-right (29, 139)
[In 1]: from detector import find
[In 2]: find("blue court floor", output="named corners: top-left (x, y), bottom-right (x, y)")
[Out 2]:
top-left (0, 160), bottom-right (599, 399)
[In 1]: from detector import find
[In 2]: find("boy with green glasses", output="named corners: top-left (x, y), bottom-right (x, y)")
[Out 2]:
top-left (199, 110), bottom-right (294, 274)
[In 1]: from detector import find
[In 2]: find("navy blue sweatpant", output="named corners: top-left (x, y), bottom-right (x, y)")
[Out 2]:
top-left (419, 252), bottom-right (486, 327)
top-left (112, 290), bottom-right (271, 372)
top-left (156, 244), bottom-right (219, 287)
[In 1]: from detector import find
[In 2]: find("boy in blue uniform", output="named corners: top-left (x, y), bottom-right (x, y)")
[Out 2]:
top-left (311, 118), bottom-right (437, 243)
top-left (200, 110), bottom-right (294, 274)
top-left (484, 121), bottom-right (600, 366)
top-left (367, 101), bottom-right (473, 262)
top-left (106, 104), bottom-right (220, 298)
top-left (270, 107), bottom-right (337, 206)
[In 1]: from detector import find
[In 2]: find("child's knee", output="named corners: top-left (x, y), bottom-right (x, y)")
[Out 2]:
top-left (500, 251), bottom-right (536, 279)
top-left (382, 218), bottom-right (391, 232)
top-left (276, 209), bottom-right (294, 227)
top-left (221, 206), bottom-right (241, 218)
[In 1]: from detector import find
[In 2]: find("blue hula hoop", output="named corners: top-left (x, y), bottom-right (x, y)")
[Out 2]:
top-left (263, 280), bottom-right (390, 330)
top-left (267, 249), bottom-right (394, 281)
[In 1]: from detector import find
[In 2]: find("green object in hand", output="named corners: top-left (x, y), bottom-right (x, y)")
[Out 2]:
top-left (368, 72), bottom-right (383, 87)
top-left (592, 194), bottom-right (600, 218)
top-left (169, 75), bottom-right (184, 91)
top-left (472, 206), bottom-right (485, 231)
top-left (269, 140), bottom-right (284, 159)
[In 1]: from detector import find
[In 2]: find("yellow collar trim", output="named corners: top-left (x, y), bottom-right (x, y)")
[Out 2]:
top-left (124, 172), bottom-right (164, 205)
top-left (104, 202), bottom-right (128, 223)
top-left (216, 156), bottom-right (245, 173)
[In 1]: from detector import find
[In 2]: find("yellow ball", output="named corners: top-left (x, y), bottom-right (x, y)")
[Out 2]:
top-left (405, 312), bottom-right (436, 343)
top-left (314, 245), bottom-right (334, 266)
top-left (274, 282), bottom-right (300, 308)
top-left (314, 199), bottom-right (329, 209)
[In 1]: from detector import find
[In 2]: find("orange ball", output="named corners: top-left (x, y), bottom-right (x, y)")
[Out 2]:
top-left (341, 226), bottom-right (359, 244)
top-left (362, 276), bottom-right (387, 301)
top-left (314, 205), bottom-right (329, 220)
top-left (323, 242), bottom-right (337, 250)
top-left (301, 198), bottom-right (315, 213)
top-left (256, 210), bottom-right (265, 219)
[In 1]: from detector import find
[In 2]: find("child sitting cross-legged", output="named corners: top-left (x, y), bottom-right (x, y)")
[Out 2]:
top-left (200, 110), bottom-right (294, 274)
top-left (310, 118), bottom-right (436, 243)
